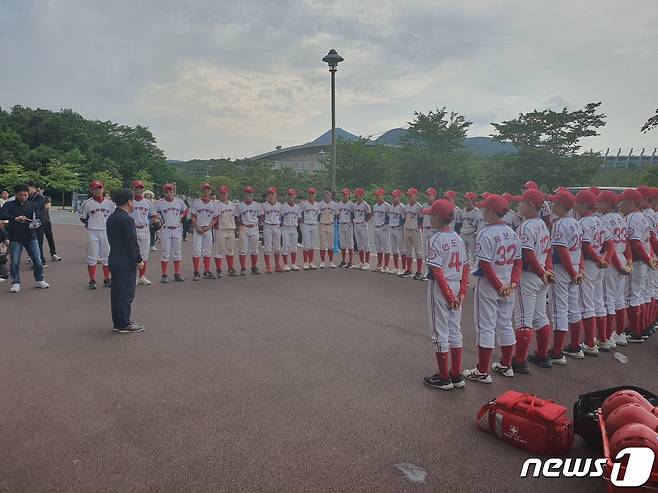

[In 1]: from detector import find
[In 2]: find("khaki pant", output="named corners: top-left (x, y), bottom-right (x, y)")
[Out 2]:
top-left (319, 223), bottom-right (334, 250)
top-left (214, 229), bottom-right (235, 258)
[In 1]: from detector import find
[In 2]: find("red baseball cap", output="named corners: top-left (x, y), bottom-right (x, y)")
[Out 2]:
top-left (425, 187), bottom-right (437, 196)
top-left (548, 190), bottom-right (575, 210)
top-left (575, 190), bottom-right (597, 208)
top-left (620, 189), bottom-right (643, 205)
top-left (374, 188), bottom-right (385, 196)
top-left (391, 189), bottom-right (402, 197)
top-left (244, 186), bottom-right (254, 193)
top-left (218, 185), bottom-right (229, 193)
top-left (589, 186), bottom-right (602, 196)
top-left (199, 182), bottom-right (211, 190)
top-left (652, 188), bottom-right (658, 201)
top-left (163, 183), bottom-right (174, 192)
top-left (341, 188), bottom-right (351, 195)
top-left (637, 185), bottom-right (652, 200)
top-left (307, 187), bottom-right (316, 194)
top-left (287, 188), bottom-right (297, 197)
top-left (354, 188), bottom-right (365, 196)
top-left (406, 187), bottom-right (418, 196)
top-left (597, 190), bottom-right (618, 206)
top-left (132, 180), bottom-right (144, 189)
top-left (422, 199), bottom-right (454, 220)
top-left (502, 192), bottom-right (514, 204)
top-left (90, 180), bottom-right (104, 189)
top-left (464, 191), bottom-right (477, 201)
top-left (443, 190), bottom-right (457, 200)
top-left (524, 180), bottom-right (539, 190)
top-left (267, 186), bottom-right (277, 194)
top-left (476, 194), bottom-right (509, 214)
top-left (513, 189), bottom-right (545, 209)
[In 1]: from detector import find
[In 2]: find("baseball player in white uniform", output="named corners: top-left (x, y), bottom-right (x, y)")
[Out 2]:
top-left (131, 180), bottom-right (159, 285)
top-left (649, 189), bottom-right (658, 332)
top-left (422, 199), bottom-right (470, 391)
top-left (190, 183), bottom-right (219, 281)
top-left (388, 189), bottom-right (406, 275)
top-left (352, 188), bottom-right (372, 270)
top-left (79, 180), bottom-right (115, 289)
top-left (463, 194), bottom-right (522, 383)
top-left (236, 186), bottom-right (261, 275)
top-left (154, 183), bottom-right (187, 282)
top-left (421, 187), bottom-right (437, 280)
top-left (300, 188), bottom-right (320, 270)
top-left (401, 188), bottom-right (423, 279)
top-left (575, 190), bottom-right (611, 356)
top-left (502, 193), bottom-right (523, 231)
top-left (372, 188), bottom-right (391, 273)
top-left (510, 189), bottom-right (554, 372)
top-left (214, 185), bottom-right (237, 277)
top-left (639, 186), bottom-right (658, 335)
top-left (318, 190), bottom-right (337, 268)
top-left (336, 188), bottom-right (355, 268)
top-left (442, 190), bottom-right (462, 233)
top-left (261, 187), bottom-right (283, 274)
top-left (460, 192), bottom-right (483, 266)
top-left (280, 189), bottom-right (301, 271)
top-left (547, 190), bottom-right (584, 363)
top-left (597, 190), bottom-right (632, 348)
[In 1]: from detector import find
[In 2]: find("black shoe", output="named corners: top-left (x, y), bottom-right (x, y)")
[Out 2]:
top-left (216, 269), bottom-right (223, 279)
top-left (400, 270), bottom-right (413, 278)
top-left (423, 373), bottom-right (454, 390)
top-left (115, 322), bottom-right (146, 333)
top-left (103, 279), bottom-right (111, 288)
top-left (413, 272), bottom-right (423, 281)
top-left (528, 353), bottom-right (552, 368)
top-left (88, 280), bottom-right (97, 290)
top-left (193, 271), bottom-right (201, 281)
top-left (511, 357), bottom-right (530, 374)
top-left (204, 271), bottom-right (217, 279)
top-left (174, 273), bottom-right (185, 282)
top-left (346, 262), bottom-right (353, 269)
top-left (228, 268), bottom-right (238, 277)
top-left (240, 268), bottom-right (247, 276)
top-left (251, 267), bottom-right (261, 275)
top-left (641, 329), bottom-right (652, 338)
top-left (339, 261), bottom-right (347, 268)
top-left (628, 334), bottom-right (645, 343)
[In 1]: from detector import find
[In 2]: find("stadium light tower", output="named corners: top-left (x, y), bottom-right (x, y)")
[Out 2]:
top-left (322, 49), bottom-right (343, 193)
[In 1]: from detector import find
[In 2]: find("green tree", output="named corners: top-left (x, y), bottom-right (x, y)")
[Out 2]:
top-left (0, 161), bottom-right (35, 190)
top-left (45, 160), bottom-right (82, 207)
top-left (642, 108), bottom-right (658, 133)
top-left (92, 170), bottom-right (122, 193)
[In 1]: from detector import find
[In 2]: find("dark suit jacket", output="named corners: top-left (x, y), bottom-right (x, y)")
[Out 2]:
top-left (107, 208), bottom-right (142, 270)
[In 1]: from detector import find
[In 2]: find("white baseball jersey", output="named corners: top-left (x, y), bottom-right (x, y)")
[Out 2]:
top-left (318, 200), bottom-right (337, 224)
top-left (130, 197), bottom-right (155, 228)
top-left (280, 202), bottom-right (300, 227)
top-left (580, 215), bottom-right (610, 256)
top-left (236, 201), bottom-right (260, 226)
top-left (190, 198), bottom-right (218, 227)
top-left (421, 203), bottom-right (433, 229)
top-left (475, 223), bottom-right (522, 283)
top-left (453, 205), bottom-right (463, 225)
top-left (517, 217), bottom-right (551, 266)
top-left (461, 207), bottom-right (483, 235)
top-left (300, 200), bottom-right (320, 225)
top-left (502, 210), bottom-right (522, 231)
top-left (626, 211), bottom-right (651, 255)
top-left (352, 201), bottom-right (371, 224)
top-left (404, 202), bottom-right (422, 230)
top-left (551, 217), bottom-right (583, 269)
top-left (260, 201), bottom-right (282, 225)
top-left (643, 208), bottom-right (657, 234)
top-left (216, 200), bottom-right (236, 230)
top-left (601, 212), bottom-right (627, 257)
top-left (336, 201), bottom-right (354, 223)
top-left (388, 203), bottom-right (405, 227)
top-left (372, 202), bottom-right (390, 227)
top-left (79, 197), bottom-right (115, 230)
top-left (155, 197), bottom-right (187, 228)
top-left (425, 230), bottom-right (467, 281)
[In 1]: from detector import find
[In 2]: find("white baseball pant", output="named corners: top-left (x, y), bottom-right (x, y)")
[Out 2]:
top-left (281, 226), bottom-right (298, 255)
top-left (319, 223), bottom-right (334, 251)
top-left (353, 223), bottom-right (369, 252)
top-left (642, 262), bottom-right (655, 304)
top-left (214, 229), bottom-right (235, 258)
top-left (192, 230), bottom-right (213, 257)
top-left (373, 226), bottom-right (390, 254)
top-left (427, 279), bottom-right (463, 352)
top-left (160, 228), bottom-right (182, 262)
top-left (86, 229), bottom-right (109, 266)
top-left (136, 227), bottom-right (150, 262)
top-left (513, 271), bottom-right (549, 329)
top-left (389, 226), bottom-right (405, 256)
top-left (462, 233), bottom-right (477, 266)
top-left (580, 260), bottom-right (606, 319)
top-left (339, 223), bottom-right (354, 250)
top-left (604, 259), bottom-right (627, 314)
top-left (548, 265), bottom-right (582, 331)
top-left (263, 224), bottom-right (282, 254)
top-left (628, 261), bottom-right (649, 307)
top-left (301, 223), bottom-right (318, 250)
top-left (403, 228), bottom-right (422, 259)
top-left (474, 277), bottom-right (516, 348)
top-left (239, 226), bottom-right (259, 255)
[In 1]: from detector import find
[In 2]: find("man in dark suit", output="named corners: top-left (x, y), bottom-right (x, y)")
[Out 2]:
top-left (106, 189), bottom-right (145, 333)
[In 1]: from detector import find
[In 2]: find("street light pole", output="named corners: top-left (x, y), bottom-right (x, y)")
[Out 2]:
top-left (322, 49), bottom-right (343, 193)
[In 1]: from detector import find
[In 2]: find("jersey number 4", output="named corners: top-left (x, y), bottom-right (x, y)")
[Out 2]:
top-left (448, 252), bottom-right (462, 272)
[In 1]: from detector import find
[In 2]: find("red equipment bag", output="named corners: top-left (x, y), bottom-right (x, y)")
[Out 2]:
top-left (476, 390), bottom-right (574, 456)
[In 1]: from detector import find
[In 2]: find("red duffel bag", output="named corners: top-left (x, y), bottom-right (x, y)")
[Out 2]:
top-left (476, 390), bottom-right (574, 456)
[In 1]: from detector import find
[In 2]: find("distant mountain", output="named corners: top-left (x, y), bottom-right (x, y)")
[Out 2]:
top-left (308, 128), bottom-right (360, 146)
top-left (374, 128), bottom-right (408, 145)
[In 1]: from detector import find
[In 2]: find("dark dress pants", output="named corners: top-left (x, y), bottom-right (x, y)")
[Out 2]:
top-left (110, 266), bottom-right (136, 329)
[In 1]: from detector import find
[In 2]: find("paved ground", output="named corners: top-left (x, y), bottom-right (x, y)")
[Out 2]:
top-left (2, 221), bottom-right (656, 492)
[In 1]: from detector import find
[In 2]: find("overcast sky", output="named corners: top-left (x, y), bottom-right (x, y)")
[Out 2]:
top-left (2, 0), bottom-right (657, 160)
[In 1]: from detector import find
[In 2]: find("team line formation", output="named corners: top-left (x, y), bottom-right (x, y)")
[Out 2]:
top-left (5, 179), bottom-right (658, 390)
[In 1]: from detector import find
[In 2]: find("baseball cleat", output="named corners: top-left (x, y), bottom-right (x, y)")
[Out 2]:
top-left (228, 268), bottom-right (238, 277)
top-left (462, 367), bottom-right (492, 384)
top-left (563, 346), bottom-right (585, 359)
top-left (346, 262), bottom-right (353, 269)
top-left (350, 263), bottom-right (360, 269)
top-left (338, 262), bottom-right (347, 268)
top-left (150, 246), bottom-right (157, 252)
top-left (36, 280), bottom-right (50, 289)
top-left (283, 265), bottom-right (291, 272)
top-left (51, 254), bottom-right (62, 261)
top-left (88, 280), bottom-right (97, 289)
top-left (413, 272), bottom-right (423, 281)
top-left (251, 267), bottom-right (261, 275)
top-left (291, 264), bottom-right (300, 271)
top-left (627, 334), bottom-right (645, 343)
top-left (240, 268), bottom-right (247, 276)
top-left (330, 263), bottom-right (336, 268)
top-left (387, 268), bottom-right (398, 275)
top-left (10, 283), bottom-right (21, 293)
top-left (527, 354), bottom-right (552, 368)
top-left (450, 374), bottom-right (466, 388)
top-left (400, 270), bottom-right (413, 278)
top-left (303, 263), bottom-right (310, 270)
top-left (309, 262), bottom-right (317, 270)
top-left (607, 337), bottom-right (616, 349)
top-left (193, 272), bottom-right (201, 281)
top-left (138, 276), bottom-right (152, 285)
top-left (491, 362), bottom-right (514, 377)
top-left (423, 374), bottom-right (454, 390)
top-left (115, 322), bottom-right (146, 334)
top-left (319, 262), bottom-right (325, 268)
top-left (204, 271), bottom-right (217, 279)
top-left (580, 343), bottom-right (599, 357)
top-left (103, 279), bottom-right (111, 288)
top-left (597, 340), bottom-right (611, 352)
top-left (511, 357), bottom-right (529, 374)
top-left (173, 273), bottom-right (185, 282)
top-left (216, 270), bottom-right (223, 279)
top-left (360, 264), bottom-right (369, 271)
top-left (160, 275), bottom-right (169, 283)
top-left (613, 332), bottom-right (628, 346)
top-left (548, 351), bottom-right (567, 366)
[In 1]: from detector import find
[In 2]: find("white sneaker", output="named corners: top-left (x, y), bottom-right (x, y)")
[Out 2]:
top-left (581, 343), bottom-right (599, 357)
top-left (351, 263), bottom-right (361, 269)
top-left (462, 367), bottom-right (492, 384)
top-left (36, 280), bottom-right (50, 289)
top-left (309, 262), bottom-right (317, 269)
top-left (361, 264), bottom-right (370, 271)
top-left (387, 268), bottom-right (398, 275)
top-left (303, 263), bottom-right (310, 270)
top-left (283, 265), bottom-right (291, 272)
top-left (291, 264), bottom-right (300, 271)
top-left (564, 346), bottom-right (585, 359)
top-left (491, 362), bottom-right (514, 377)
top-left (597, 340), bottom-right (611, 352)
top-left (613, 332), bottom-right (628, 346)
top-left (10, 283), bottom-right (20, 293)
top-left (607, 337), bottom-right (617, 349)
top-left (330, 263), bottom-right (336, 268)
top-left (138, 276), bottom-right (152, 285)
top-left (319, 262), bottom-right (325, 269)
top-left (150, 246), bottom-right (157, 252)
top-left (398, 268), bottom-right (406, 276)
top-left (0, 277), bottom-right (5, 283)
